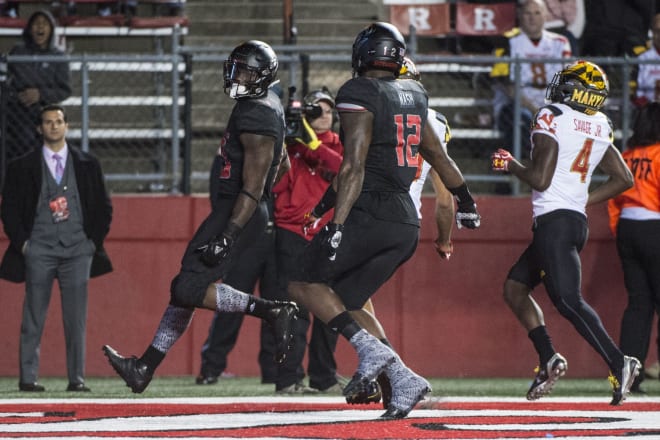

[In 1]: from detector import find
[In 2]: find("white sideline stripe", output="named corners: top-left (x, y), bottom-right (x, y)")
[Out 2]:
top-left (0, 396), bottom-right (659, 439)
top-left (61, 96), bottom-right (185, 106)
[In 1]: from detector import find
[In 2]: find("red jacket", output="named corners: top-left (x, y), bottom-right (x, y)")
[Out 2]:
top-left (273, 130), bottom-right (343, 240)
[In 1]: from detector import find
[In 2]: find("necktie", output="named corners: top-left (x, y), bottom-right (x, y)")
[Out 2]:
top-left (53, 154), bottom-right (64, 184)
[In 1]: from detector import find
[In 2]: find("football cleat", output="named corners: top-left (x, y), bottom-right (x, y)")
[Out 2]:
top-left (102, 345), bottom-right (153, 393)
top-left (342, 337), bottom-right (397, 399)
top-left (609, 355), bottom-right (641, 405)
top-left (380, 368), bottom-right (431, 420)
top-left (345, 379), bottom-right (381, 405)
top-left (264, 302), bottom-right (299, 364)
top-left (527, 353), bottom-right (567, 400)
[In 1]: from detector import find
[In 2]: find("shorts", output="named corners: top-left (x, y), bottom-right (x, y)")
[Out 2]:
top-left (295, 207), bottom-right (419, 310)
top-left (169, 197), bottom-right (269, 308)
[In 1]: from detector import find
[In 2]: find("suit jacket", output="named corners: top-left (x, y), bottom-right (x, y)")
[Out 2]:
top-left (0, 146), bottom-right (113, 283)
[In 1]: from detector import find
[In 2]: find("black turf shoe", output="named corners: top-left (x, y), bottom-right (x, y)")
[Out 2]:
top-left (102, 345), bottom-right (153, 393)
top-left (264, 302), bottom-right (298, 364)
top-left (19, 382), bottom-right (45, 392)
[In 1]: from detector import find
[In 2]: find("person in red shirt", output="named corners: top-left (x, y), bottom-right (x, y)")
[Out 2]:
top-left (608, 102), bottom-right (660, 393)
top-left (271, 88), bottom-right (347, 394)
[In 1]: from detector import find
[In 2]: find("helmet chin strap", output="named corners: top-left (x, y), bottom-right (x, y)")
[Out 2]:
top-left (229, 83), bottom-right (248, 98)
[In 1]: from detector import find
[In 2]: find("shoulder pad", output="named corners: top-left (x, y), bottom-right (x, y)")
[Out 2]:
top-left (545, 105), bottom-right (563, 116)
top-left (434, 111), bottom-right (448, 126)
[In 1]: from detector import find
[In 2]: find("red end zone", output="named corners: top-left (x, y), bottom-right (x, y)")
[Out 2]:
top-left (1, 397), bottom-right (659, 439)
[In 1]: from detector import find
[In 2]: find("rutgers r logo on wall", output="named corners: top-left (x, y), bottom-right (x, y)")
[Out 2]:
top-left (386, 1), bottom-right (516, 37)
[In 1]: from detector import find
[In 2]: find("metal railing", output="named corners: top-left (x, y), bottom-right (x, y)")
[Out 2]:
top-left (2, 39), bottom-right (655, 195)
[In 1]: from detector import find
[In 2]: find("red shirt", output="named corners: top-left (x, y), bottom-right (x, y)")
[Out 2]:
top-left (273, 130), bottom-right (343, 240)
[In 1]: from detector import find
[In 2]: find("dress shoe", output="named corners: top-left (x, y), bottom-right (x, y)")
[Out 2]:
top-left (19, 382), bottom-right (45, 392)
top-left (195, 374), bottom-right (218, 385)
top-left (67, 383), bottom-right (91, 392)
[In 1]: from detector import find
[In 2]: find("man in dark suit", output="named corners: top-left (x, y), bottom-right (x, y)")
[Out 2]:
top-left (0, 104), bottom-right (113, 392)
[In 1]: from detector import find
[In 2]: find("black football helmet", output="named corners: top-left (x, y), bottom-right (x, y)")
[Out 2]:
top-left (351, 22), bottom-right (406, 77)
top-left (223, 40), bottom-right (278, 99)
top-left (546, 60), bottom-right (609, 115)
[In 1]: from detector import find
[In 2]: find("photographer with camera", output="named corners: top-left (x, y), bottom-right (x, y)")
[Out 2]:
top-left (270, 87), bottom-right (347, 394)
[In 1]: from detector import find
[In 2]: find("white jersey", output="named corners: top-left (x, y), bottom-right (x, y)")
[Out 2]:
top-left (493, 29), bottom-right (572, 109)
top-left (409, 108), bottom-right (450, 219)
top-left (635, 47), bottom-right (660, 102)
top-left (530, 103), bottom-right (614, 218)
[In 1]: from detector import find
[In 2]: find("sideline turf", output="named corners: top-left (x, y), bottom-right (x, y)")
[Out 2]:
top-left (0, 376), bottom-right (658, 399)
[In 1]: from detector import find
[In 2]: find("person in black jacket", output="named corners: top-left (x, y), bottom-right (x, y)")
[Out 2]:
top-left (4, 9), bottom-right (71, 161)
top-left (0, 104), bottom-right (112, 392)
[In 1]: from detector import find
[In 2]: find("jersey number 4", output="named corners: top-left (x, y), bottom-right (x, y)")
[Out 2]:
top-left (570, 138), bottom-right (593, 183)
top-left (394, 114), bottom-right (421, 169)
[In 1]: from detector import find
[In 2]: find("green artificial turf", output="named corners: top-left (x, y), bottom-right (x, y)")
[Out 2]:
top-left (1, 376), bottom-right (658, 400)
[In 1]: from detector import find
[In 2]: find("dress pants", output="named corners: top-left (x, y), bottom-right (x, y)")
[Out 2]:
top-left (21, 239), bottom-right (94, 384)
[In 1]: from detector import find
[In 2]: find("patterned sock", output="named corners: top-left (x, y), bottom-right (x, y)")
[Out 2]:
top-left (215, 283), bottom-right (250, 313)
top-left (150, 304), bottom-right (194, 353)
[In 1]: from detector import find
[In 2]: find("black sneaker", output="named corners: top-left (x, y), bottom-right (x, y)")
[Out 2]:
top-left (609, 355), bottom-right (641, 405)
top-left (264, 302), bottom-right (298, 364)
top-left (345, 379), bottom-right (381, 405)
top-left (527, 353), bottom-right (567, 401)
top-left (102, 345), bottom-right (153, 393)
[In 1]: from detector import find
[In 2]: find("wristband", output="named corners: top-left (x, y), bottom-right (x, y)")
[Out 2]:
top-left (223, 221), bottom-right (243, 241)
top-left (448, 183), bottom-right (474, 207)
top-left (312, 185), bottom-right (337, 217)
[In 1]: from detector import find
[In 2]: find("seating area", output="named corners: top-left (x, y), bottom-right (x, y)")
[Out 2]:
top-left (0, 0), bottom-right (188, 32)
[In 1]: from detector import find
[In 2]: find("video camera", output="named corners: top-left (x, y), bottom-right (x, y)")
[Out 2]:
top-left (285, 86), bottom-right (323, 141)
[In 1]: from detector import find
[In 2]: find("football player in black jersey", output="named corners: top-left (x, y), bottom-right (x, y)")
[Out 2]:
top-left (101, 41), bottom-right (299, 394)
top-left (288, 22), bottom-right (481, 419)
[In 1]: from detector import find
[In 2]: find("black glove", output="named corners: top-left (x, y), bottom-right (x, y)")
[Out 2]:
top-left (319, 222), bottom-right (344, 261)
top-left (197, 234), bottom-right (234, 267)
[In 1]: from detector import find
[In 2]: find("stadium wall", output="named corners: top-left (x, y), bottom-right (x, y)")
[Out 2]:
top-left (0, 195), bottom-right (654, 380)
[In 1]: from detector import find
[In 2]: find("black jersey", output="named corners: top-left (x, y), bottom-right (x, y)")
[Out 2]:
top-left (336, 76), bottom-right (428, 225)
top-left (210, 87), bottom-right (285, 201)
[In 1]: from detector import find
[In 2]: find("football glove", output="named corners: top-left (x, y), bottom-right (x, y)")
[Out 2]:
top-left (491, 148), bottom-right (513, 172)
top-left (196, 234), bottom-right (234, 267)
top-left (456, 203), bottom-right (481, 229)
top-left (302, 211), bottom-right (321, 236)
top-left (319, 222), bottom-right (344, 261)
top-left (434, 239), bottom-right (453, 260)
top-left (295, 117), bottom-right (322, 150)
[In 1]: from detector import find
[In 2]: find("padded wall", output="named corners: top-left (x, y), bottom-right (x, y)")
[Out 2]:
top-left (0, 195), bottom-right (654, 379)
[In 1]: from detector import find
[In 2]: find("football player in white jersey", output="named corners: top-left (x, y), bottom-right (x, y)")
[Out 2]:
top-left (491, 60), bottom-right (640, 405)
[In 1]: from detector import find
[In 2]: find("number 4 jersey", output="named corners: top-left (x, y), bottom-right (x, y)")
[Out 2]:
top-left (530, 102), bottom-right (614, 218)
top-left (335, 75), bottom-right (428, 226)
